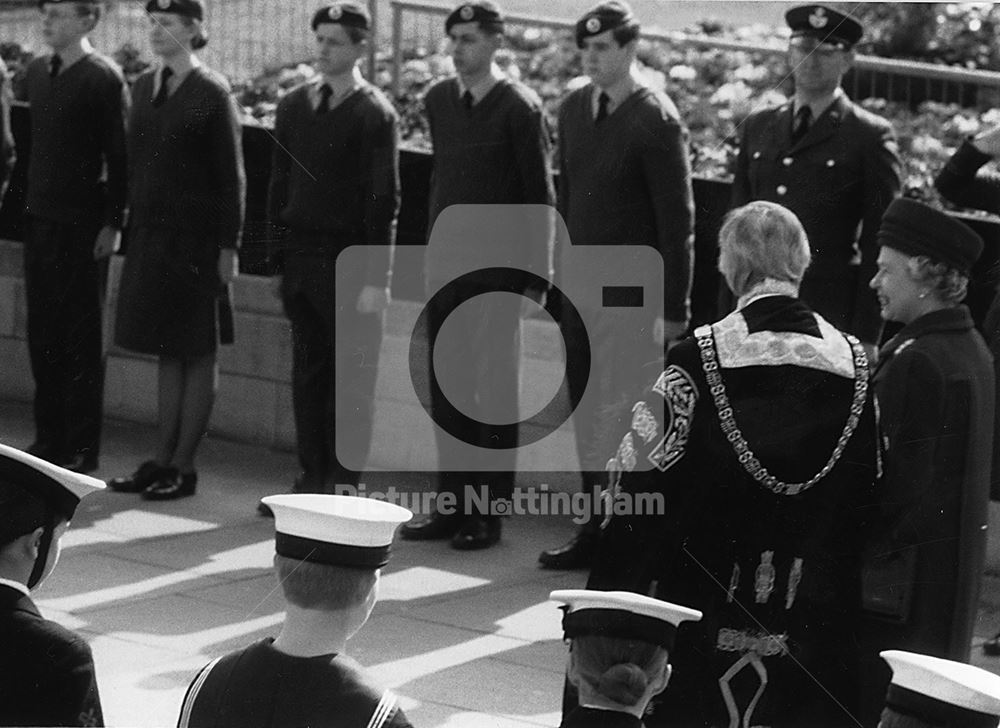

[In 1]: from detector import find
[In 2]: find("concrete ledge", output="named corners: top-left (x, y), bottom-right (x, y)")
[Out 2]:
top-left (0, 238), bottom-right (578, 476)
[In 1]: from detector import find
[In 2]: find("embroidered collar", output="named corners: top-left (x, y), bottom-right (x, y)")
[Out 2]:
top-left (711, 306), bottom-right (855, 379)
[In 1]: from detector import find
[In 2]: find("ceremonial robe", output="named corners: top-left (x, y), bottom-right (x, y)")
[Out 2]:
top-left (589, 294), bottom-right (880, 728)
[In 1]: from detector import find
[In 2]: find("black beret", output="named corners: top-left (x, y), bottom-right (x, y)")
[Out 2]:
top-left (145, 0), bottom-right (204, 21)
top-left (445, 2), bottom-right (503, 34)
top-left (785, 4), bottom-right (862, 48)
top-left (575, 1), bottom-right (637, 48)
top-left (877, 198), bottom-right (983, 275)
top-left (311, 2), bottom-right (370, 31)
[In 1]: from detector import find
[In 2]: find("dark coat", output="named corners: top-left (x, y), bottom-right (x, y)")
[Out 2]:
top-left (588, 295), bottom-right (880, 728)
top-left (731, 94), bottom-right (901, 344)
top-left (859, 306), bottom-right (994, 725)
top-left (0, 584), bottom-right (103, 726)
top-left (178, 637), bottom-right (412, 728)
top-left (934, 139), bottom-right (1000, 499)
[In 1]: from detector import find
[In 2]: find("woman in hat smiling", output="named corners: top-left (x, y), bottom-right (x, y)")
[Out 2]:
top-left (111, 0), bottom-right (245, 501)
top-left (861, 197), bottom-right (994, 725)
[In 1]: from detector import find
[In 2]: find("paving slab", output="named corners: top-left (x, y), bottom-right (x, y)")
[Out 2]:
top-left (5, 398), bottom-right (1000, 728)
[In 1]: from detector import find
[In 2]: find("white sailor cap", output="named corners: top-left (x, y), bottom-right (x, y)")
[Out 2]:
top-left (262, 494), bottom-right (412, 569)
top-left (0, 442), bottom-right (105, 524)
top-left (881, 650), bottom-right (1000, 728)
top-left (550, 589), bottom-right (702, 651)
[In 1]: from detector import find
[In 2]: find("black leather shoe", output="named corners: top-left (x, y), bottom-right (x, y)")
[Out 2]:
top-left (26, 441), bottom-right (61, 462)
top-left (451, 517), bottom-right (501, 551)
top-left (109, 461), bottom-right (167, 493)
top-left (538, 531), bottom-right (599, 570)
top-left (400, 512), bottom-right (462, 541)
top-left (984, 632), bottom-right (1000, 656)
top-left (143, 469), bottom-right (197, 500)
top-left (61, 451), bottom-right (98, 474)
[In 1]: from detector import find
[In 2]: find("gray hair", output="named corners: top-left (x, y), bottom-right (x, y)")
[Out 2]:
top-left (718, 201), bottom-right (811, 298)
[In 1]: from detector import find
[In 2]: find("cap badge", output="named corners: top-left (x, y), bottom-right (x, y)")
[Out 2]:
top-left (808, 7), bottom-right (828, 28)
top-left (156, 0), bottom-right (171, 9)
top-left (585, 16), bottom-right (601, 33)
top-left (459, 4), bottom-right (474, 20)
top-left (328, 4), bottom-right (342, 20)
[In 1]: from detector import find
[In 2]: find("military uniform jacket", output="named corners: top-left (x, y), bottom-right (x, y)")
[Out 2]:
top-left (863, 306), bottom-right (994, 660)
top-left (731, 94), bottom-right (901, 343)
top-left (588, 294), bottom-right (879, 728)
top-left (0, 584), bottom-right (104, 726)
top-left (177, 638), bottom-right (412, 728)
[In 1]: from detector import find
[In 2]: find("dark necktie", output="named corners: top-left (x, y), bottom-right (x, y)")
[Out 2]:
top-left (462, 90), bottom-right (474, 110)
top-left (316, 83), bottom-right (333, 115)
top-left (595, 92), bottom-right (610, 124)
top-left (48, 54), bottom-right (62, 79)
top-left (792, 105), bottom-right (812, 143)
top-left (152, 67), bottom-right (173, 108)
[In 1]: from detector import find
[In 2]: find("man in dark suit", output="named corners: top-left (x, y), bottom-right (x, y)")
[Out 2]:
top-left (0, 442), bottom-right (106, 726)
top-left (730, 4), bottom-right (901, 350)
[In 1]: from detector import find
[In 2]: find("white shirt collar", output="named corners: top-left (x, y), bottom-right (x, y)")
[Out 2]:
top-left (154, 54), bottom-right (201, 98)
top-left (794, 86), bottom-right (844, 121)
top-left (312, 65), bottom-right (365, 109)
top-left (0, 578), bottom-right (30, 597)
top-left (736, 278), bottom-right (801, 310)
top-left (592, 65), bottom-right (642, 116)
top-left (456, 63), bottom-right (504, 105)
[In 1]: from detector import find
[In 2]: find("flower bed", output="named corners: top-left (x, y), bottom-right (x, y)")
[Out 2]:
top-left (4, 18), bottom-right (1000, 205)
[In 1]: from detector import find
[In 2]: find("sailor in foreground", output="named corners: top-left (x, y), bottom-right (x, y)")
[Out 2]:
top-left (177, 494), bottom-right (413, 728)
top-left (0, 442), bottom-right (106, 726)
top-left (552, 589), bottom-right (702, 728)
top-left (878, 650), bottom-right (1000, 728)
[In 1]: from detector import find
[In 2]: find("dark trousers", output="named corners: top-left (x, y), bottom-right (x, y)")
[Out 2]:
top-left (282, 249), bottom-right (382, 491)
top-left (23, 216), bottom-right (106, 459)
top-left (427, 280), bottom-right (519, 516)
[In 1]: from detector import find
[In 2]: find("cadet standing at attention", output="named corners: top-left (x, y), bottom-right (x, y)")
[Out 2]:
top-left (0, 443), bottom-right (106, 726)
top-left (399, 1), bottom-right (554, 551)
top-left (731, 4), bottom-right (901, 350)
top-left (540, 0), bottom-right (695, 570)
top-left (19, 0), bottom-right (129, 474)
top-left (262, 2), bottom-right (399, 510)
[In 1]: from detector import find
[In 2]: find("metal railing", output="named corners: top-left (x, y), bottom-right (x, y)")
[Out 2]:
top-left (389, 0), bottom-right (1000, 109)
